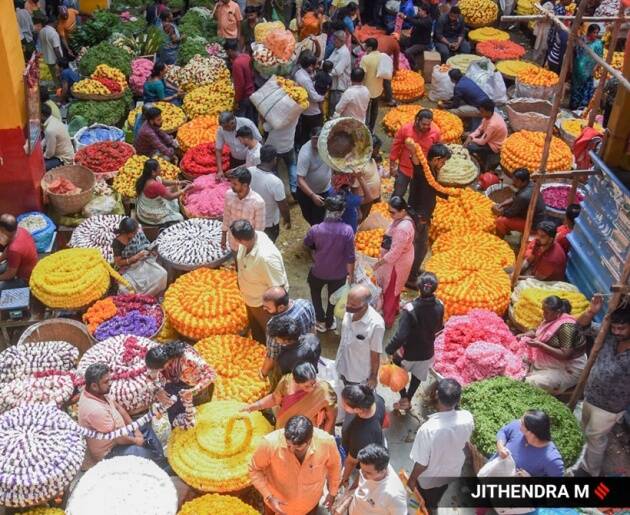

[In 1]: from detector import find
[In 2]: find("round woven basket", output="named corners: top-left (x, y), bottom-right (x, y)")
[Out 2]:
top-left (42, 165), bottom-right (95, 215)
top-left (87, 304), bottom-right (166, 342)
top-left (72, 90), bottom-right (125, 101)
top-left (18, 318), bottom-right (93, 357)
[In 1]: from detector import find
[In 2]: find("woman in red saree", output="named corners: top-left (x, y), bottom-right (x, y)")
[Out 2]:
top-left (243, 362), bottom-right (337, 433)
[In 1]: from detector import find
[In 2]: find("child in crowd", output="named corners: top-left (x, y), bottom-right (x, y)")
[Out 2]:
top-left (314, 60), bottom-right (334, 118)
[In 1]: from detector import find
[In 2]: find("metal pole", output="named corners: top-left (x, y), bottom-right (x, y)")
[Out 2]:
top-left (510, 0), bottom-right (588, 287)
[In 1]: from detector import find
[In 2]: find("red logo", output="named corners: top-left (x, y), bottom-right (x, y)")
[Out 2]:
top-left (594, 482), bottom-right (610, 500)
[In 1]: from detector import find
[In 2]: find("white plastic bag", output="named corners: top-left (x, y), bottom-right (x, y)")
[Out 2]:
top-left (466, 58), bottom-right (507, 104)
top-left (478, 454), bottom-right (517, 477)
top-left (466, 58), bottom-right (495, 89)
top-left (317, 357), bottom-right (345, 423)
top-left (428, 65), bottom-right (454, 101)
top-left (376, 53), bottom-right (394, 80)
top-left (483, 71), bottom-right (508, 105)
top-left (250, 76), bottom-right (305, 130)
top-left (82, 195), bottom-right (117, 217)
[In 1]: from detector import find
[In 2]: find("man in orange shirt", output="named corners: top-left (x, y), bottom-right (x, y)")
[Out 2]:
top-left (213, 0), bottom-right (242, 41)
top-left (57, 6), bottom-right (78, 56)
top-left (464, 99), bottom-right (507, 172)
top-left (249, 415), bottom-right (341, 514)
top-left (389, 109), bottom-right (441, 198)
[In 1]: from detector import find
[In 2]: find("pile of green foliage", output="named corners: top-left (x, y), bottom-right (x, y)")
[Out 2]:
top-left (78, 42), bottom-right (133, 77)
top-left (70, 11), bottom-right (121, 51)
top-left (68, 90), bottom-right (132, 126)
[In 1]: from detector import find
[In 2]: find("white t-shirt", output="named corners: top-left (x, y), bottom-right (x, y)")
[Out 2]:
top-left (249, 166), bottom-right (286, 227)
top-left (39, 25), bottom-right (61, 65)
top-left (349, 465), bottom-right (408, 515)
top-left (216, 117), bottom-right (262, 160)
top-left (410, 409), bottom-right (475, 489)
top-left (297, 142), bottom-right (331, 195)
top-left (245, 142), bottom-right (262, 168)
top-left (264, 114), bottom-right (300, 154)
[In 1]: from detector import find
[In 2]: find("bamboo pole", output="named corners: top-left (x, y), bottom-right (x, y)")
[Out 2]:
top-left (530, 169), bottom-right (600, 179)
top-left (568, 256), bottom-right (630, 409)
top-left (510, 1), bottom-right (588, 287)
top-left (566, 176), bottom-right (580, 205)
top-left (501, 14), bottom-right (625, 22)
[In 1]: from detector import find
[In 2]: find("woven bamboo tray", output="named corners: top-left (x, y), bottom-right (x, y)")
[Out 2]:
top-left (18, 318), bottom-right (93, 357)
top-left (42, 164), bottom-right (95, 215)
top-left (72, 90), bottom-right (125, 101)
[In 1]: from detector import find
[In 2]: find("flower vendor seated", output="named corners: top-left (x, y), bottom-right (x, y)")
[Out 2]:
top-left (374, 196), bottom-right (417, 328)
top-left (492, 168), bottom-right (546, 238)
top-left (523, 221), bottom-right (567, 281)
top-left (41, 103), bottom-right (75, 170)
top-left (249, 415), bottom-right (341, 515)
top-left (386, 272), bottom-right (444, 411)
top-left (146, 341), bottom-right (216, 429)
top-left (112, 217), bottom-right (168, 296)
top-left (0, 214), bottom-right (38, 287)
top-left (267, 316), bottom-right (322, 376)
top-left (135, 158), bottom-right (189, 227)
top-left (495, 409), bottom-right (564, 477)
top-left (59, 58), bottom-right (80, 105)
top-left (143, 62), bottom-right (183, 104)
top-left (442, 68), bottom-right (490, 123)
top-left (464, 99), bottom-right (508, 172)
top-left (555, 203), bottom-right (581, 253)
top-left (340, 384), bottom-right (386, 488)
top-left (520, 295), bottom-right (587, 394)
top-left (237, 125), bottom-right (262, 168)
top-left (158, 10), bottom-right (180, 66)
top-left (78, 363), bottom-right (169, 471)
top-left (243, 362), bottom-right (337, 433)
top-left (433, 6), bottom-right (471, 63)
top-left (133, 106), bottom-right (177, 161)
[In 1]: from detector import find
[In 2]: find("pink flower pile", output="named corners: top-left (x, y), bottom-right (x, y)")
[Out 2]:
top-left (182, 175), bottom-right (231, 218)
top-left (434, 309), bottom-right (527, 384)
top-left (129, 58), bottom-right (154, 96)
top-left (541, 185), bottom-right (585, 211)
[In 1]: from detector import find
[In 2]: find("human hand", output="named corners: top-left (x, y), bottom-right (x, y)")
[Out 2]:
top-left (216, 171), bottom-right (224, 183)
top-left (526, 339), bottom-right (541, 348)
top-left (267, 496), bottom-right (287, 515)
top-left (589, 294), bottom-right (604, 314)
top-left (137, 250), bottom-right (149, 260)
top-left (366, 376), bottom-right (377, 389)
top-left (180, 389), bottom-right (194, 402)
top-left (324, 493), bottom-right (337, 511)
top-left (155, 389), bottom-right (173, 407)
top-left (497, 444), bottom-right (509, 459)
top-left (311, 194), bottom-right (325, 207)
top-left (283, 219), bottom-right (291, 230)
top-left (491, 204), bottom-right (502, 215)
top-left (133, 433), bottom-right (144, 446)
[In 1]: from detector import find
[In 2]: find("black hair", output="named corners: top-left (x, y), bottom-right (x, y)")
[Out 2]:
top-left (236, 126), bottom-right (254, 139)
top-left (267, 316), bottom-right (301, 340)
top-left (523, 409), bottom-right (552, 441)
top-left (14, 0), bottom-right (26, 8)
top-left (448, 68), bottom-right (462, 82)
top-left (219, 111), bottom-right (236, 126)
top-left (230, 219), bottom-right (256, 241)
top-left (565, 203), bottom-right (581, 225)
top-left (244, 5), bottom-right (259, 13)
top-left (228, 166), bottom-right (252, 185)
top-left (417, 271), bottom-right (438, 298)
top-left (322, 60), bottom-right (334, 73)
top-left (610, 303), bottom-right (630, 325)
top-left (365, 38), bottom-right (378, 51)
top-left (145, 341), bottom-right (187, 369)
top-left (357, 443), bottom-right (389, 471)
top-left (337, 1), bottom-right (358, 18)
top-left (135, 158), bottom-right (160, 196)
top-left (586, 23), bottom-right (600, 35)
top-left (417, 2), bottom-right (430, 13)
top-left (144, 106), bottom-right (162, 122)
top-left (284, 415), bottom-right (314, 445)
top-left (151, 62), bottom-right (166, 78)
top-left (543, 295), bottom-right (572, 314)
top-left (427, 143), bottom-right (452, 161)
top-left (40, 87), bottom-right (51, 103)
top-left (536, 220), bottom-right (557, 238)
top-left (351, 67), bottom-right (365, 82)
top-left (324, 195), bottom-right (346, 212)
top-left (450, 5), bottom-right (461, 15)
top-left (40, 102), bottom-right (52, 119)
top-left (416, 108), bottom-right (433, 121)
top-left (259, 144), bottom-right (277, 164)
top-left (115, 217), bottom-right (139, 236)
top-left (480, 99), bottom-right (495, 113)
top-left (85, 363), bottom-right (111, 389)
top-left (224, 39), bottom-right (239, 52)
top-left (436, 378), bottom-right (461, 408)
top-left (58, 57), bottom-right (72, 69)
top-left (513, 168), bottom-right (530, 183)
top-left (341, 384), bottom-right (375, 410)
top-left (0, 215), bottom-right (18, 233)
top-left (299, 51), bottom-right (317, 69)
top-left (262, 287), bottom-right (289, 307)
top-left (293, 362), bottom-right (317, 383)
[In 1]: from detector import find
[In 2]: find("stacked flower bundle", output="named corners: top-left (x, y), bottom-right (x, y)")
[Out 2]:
top-left (382, 105), bottom-right (463, 143)
top-left (432, 231), bottom-right (514, 268)
top-left (433, 309), bottom-right (528, 384)
top-left (500, 130), bottom-right (573, 174)
top-left (178, 494), bottom-right (258, 515)
top-left (165, 56), bottom-right (231, 92)
top-left (408, 139), bottom-right (460, 197)
top-left (75, 141), bottom-right (135, 177)
top-left (77, 335), bottom-right (158, 413)
top-left (168, 400), bottom-right (273, 492)
top-left (541, 183), bottom-right (585, 211)
top-left (468, 27), bottom-right (510, 42)
top-left (156, 219), bottom-right (229, 267)
top-left (68, 214), bottom-right (125, 263)
top-left (176, 115), bottom-right (220, 152)
top-left (83, 294), bottom-right (164, 341)
top-left (73, 65), bottom-right (128, 98)
top-left (180, 142), bottom-right (230, 177)
top-left (130, 58), bottom-right (154, 96)
top-left (195, 336), bottom-right (269, 403)
top-left (182, 175), bottom-right (231, 218)
top-left (430, 189), bottom-right (495, 241)
top-left (495, 59), bottom-right (533, 78)
top-left (370, 201), bottom-right (393, 220)
top-left (183, 81), bottom-right (235, 119)
top-left (516, 65), bottom-right (559, 87)
top-left (438, 144), bottom-right (478, 185)
top-left (391, 70), bottom-right (425, 101)
top-left (30, 249), bottom-right (130, 309)
top-left (113, 155), bottom-right (180, 198)
top-left (127, 102), bottom-right (186, 134)
top-left (476, 40), bottom-right (526, 61)
top-left (355, 228), bottom-right (385, 258)
top-left (163, 269), bottom-right (248, 339)
top-left (276, 77), bottom-right (309, 109)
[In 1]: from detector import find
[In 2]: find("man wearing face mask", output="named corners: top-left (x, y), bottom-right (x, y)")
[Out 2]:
top-left (133, 106), bottom-right (177, 160)
top-left (335, 285), bottom-right (384, 389)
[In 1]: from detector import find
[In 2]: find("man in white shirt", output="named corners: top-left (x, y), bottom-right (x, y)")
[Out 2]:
top-left (328, 30), bottom-right (352, 117)
top-left (264, 110), bottom-right (300, 194)
top-left (336, 285), bottom-right (384, 389)
top-left (295, 51), bottom-right (325, 148)
top-left (41, 103), bottom-right (75, 170)
top-left (34, 16), bottom-right (63, 82)
top-left (215, 111), bottom-right (262, 179)
top-left (237, 125), bottom-right (262, 168)
top-left (249, 145), bottom-right (291, 242)
top-left (16, 1), bottom-right (35, 46)
top-left (408, 378), bottom-right (474, 510)
top-left (335, 68), bottom-right (371, 123)
top-left (296, 127), bottom-right (332, 226)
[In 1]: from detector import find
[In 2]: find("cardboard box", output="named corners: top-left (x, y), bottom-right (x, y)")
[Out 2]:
top-left (423, 51), bottom-right (441, 83)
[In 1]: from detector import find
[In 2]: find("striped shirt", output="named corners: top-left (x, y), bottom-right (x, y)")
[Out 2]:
top-left (222, 188), bottom-right (266, 252)
top-left (266, 299), bottom-right (316, 359)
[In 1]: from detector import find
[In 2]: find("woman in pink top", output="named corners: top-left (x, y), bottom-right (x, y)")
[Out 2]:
top-left (465, 99), bottom-right (508, 172)
top-left (374, 196), bottom-right (416, 328)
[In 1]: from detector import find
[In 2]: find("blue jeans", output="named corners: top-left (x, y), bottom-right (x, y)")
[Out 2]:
top-left (107, 423), bottom-right (171, 473)
top-left (45, 157), bottom-right (63, 170)
top-left (278, 149), bottom-right (297, 193)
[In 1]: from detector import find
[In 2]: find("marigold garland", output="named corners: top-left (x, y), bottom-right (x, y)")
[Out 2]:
top-left (496, 59), bottom-right (535, 77)
top-left (167, 400), bottom-right (273, 492)
top-left (19, 509), bottom-right (66, 515)
top-left (500, 130), bottom-right (573, 174)
top-left (432, 231), bottom-right (514, 269)
top-left (594, 51), bottom-right (623, 79)
top-left (468, 27), bottom-right (510, 42)
top-left (476, 40), bottom-right (526, 61)
top-left (391, 70), bottom-right (425, 101)
top-left (127, 102), bottom-right (186, 133)
top-left (517, 65), bottom-right (559, 87)
top-left (30, 249), bottom-right (130, 309)
top-left (382, 105), bottom-right (463, 143)
top-left (355, 228), bottom-right (385, 258)
top-left (163, 269), bottom-right (248, 339)
top-left (370, 201), bottom-right (393, 220)
top-left (430, 189), bottom-right (496, 240)
top-left (113, 155), bottom-right (180, 198)
top-left (408, 139), bottom-right (460, 196)
top-left (176, 115), bottom-right (219, 152)
top-left (178, 494), bottom-right (258, 515)
top-left (195, 336), bottom-right (269, 403)
top-left (276, 77), bottom-right (309, 110)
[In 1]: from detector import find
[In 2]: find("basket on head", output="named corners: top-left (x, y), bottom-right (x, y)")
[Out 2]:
top-left (18, 318), bottom-right (93, 358)
top-left (42, 164), bottom-right (95, 215)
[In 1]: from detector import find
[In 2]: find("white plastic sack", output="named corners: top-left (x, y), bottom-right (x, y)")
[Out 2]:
top-left (478, 454), bottom-right (517, 477)
top-left (466, 59), bottom-right (507, 104)
top-left (466, 58), bottom-right (495, 87)
top-left (483, 71), bottom-right (508, 105)
top-left (317, 357), bottom-right (345, 423)
top-left (376, 53), bottom-right (394, 80)
top-left (250, 76), bottom-right (305, 129)
top-left (82, 195), bottom-right (117, 217)
top-left (428, 65), bottom-right (454, 102)
top-left (514, 79), bottom-right (557, 100)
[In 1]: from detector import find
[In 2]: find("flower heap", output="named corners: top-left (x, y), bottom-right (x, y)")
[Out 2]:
top-left (77, 335), bottom-right (158, 413)
top-left (68, 215), bottom-right (125, 263)
top-left (370, 201), bottom-right (393, 220)
top-left (459, 0), bottom-right (498, 26)
top-left (433, 309), bottom-right (528, 384)
top-left (595, 51), bottom-right (623, 79)
top-left (163, 269), bottom-right (248, 339)
top-left (127, 101), bottom-right (186, 133)
top-left (438, 144), bottom-right (478, 185)
top-left (75, 141), bottom-right (135, 176)
top-left (516, 65), bottom-right (559, 87)
top-left (541, 184), bottom-right (585, 211)
top-left (391, 70), bottom-right (425, 101)
top-left (195, 336), bottom-right (269, 403)
top-left (355, 228), bottom-right (385, 258)
top-left (0, 404), bottom-right (86, 507)
top-left (381, 105), bottom-right (462, 143)
top-left (168, 400), bottom-right (273, 492)
top-left (156, 317), bottom-right (179, 343)
top-left (409, 139), bottom-right (460, 196)
top-left (181, 142), bottom-right (231, 177)
top-left (430, 189), bottom-right (495, 240)
top-left (500, 130), bottom-right (573, 174)
top-left (433, 231), bottom-right (514, 268)
top-left (113, 155), bottom-right (180, 198)
top-left (560, 118), bottom-right (603, 139)
top-left (183, 81), bottom-right (235, 119)
top-left (20, 509), bottom-right (66, 515)
top-left (0, 340), bottom-right (79, 413)
top-left (476, 40), bottom-right (526, 61)
top-left (165, 56), bottom-right (231, 92)
top-left (495, 59), bottom-right (533, 77)
top-left (129, 58), bottom-right (154, 96)
top-left (468, 27), bottom-right (510, 42)
top-left (178, 494), bottom-right (258, 515)
top-left (512, 284), bottom-right (589, 330)
top-left (73, 78), bottom-right (112, 96)
top-left (91, 64), bottom-right (128, 93)
top-left (157, 219), bottom-right (229, 267)
top-left (66, 456), bottom-right (178, 515)
top-left (276, 76), bottom-right (309, 110)
top-left (176, 115), bottom-right (220, 152)
top-left (30, 249), bottom-right (130, 309)
top-left (182, 175), bottom-right (231, 218)
top-left (83, 294), bottom-right (164, 341)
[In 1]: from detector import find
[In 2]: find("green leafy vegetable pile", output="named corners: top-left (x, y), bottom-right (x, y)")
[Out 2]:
top-left (68, 90), bottom-right (132, 126)
top-left (178, 9), bottom-right (216, 38)
top-left (70, 10), bottom-right (120, 52)
top-left (79, 42), bottom-right (133, 77)
top-left (460, 377), bottom-right (584, 467)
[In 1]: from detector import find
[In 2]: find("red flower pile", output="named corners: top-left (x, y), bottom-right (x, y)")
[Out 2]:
top-left (94, 76), bottom-right (123, 93)
top-left (75, 141), bottom-right (135, 175)
top-left (180, 142), bottom-right (231, 177)
top-left (476, 40), bottom-right (526, 61)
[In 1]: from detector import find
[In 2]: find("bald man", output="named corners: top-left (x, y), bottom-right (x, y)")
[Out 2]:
top-left (260, 286), bottom-right (316, 378)
top-left (0, 214), bottom-right (38, 285)
top-left (335, 285), bottom-right (384, 388)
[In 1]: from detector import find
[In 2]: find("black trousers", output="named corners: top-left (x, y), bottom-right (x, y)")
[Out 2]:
top-left (308, 270), bottom-right (346, 326)
top-left (419, 483), bottom-right (449, 509)
top-left (466, 142), bottom-right (497, 171)
top-left (295, 187), bottom-right (330, 226)
top-left (264, 224), bottom-right (280, 242)
top-left (296, 113), bottom-right (323, 149)
top-left (393, 172), bottom-right (411, 199)
top-left (409, 220), bottom-right (429, 283)
top-left (235, 97), bottom-right (258, 125)
top-left (367, 98), bottom-right (380, 131)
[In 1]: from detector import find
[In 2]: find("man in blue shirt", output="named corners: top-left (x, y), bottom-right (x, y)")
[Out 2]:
top-left (442, 68), bottom-right (490, 121)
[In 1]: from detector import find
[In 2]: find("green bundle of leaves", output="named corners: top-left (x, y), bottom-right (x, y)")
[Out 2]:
top-left (70, 10), bottom-right (122, 52)
top-left (460, 377), bottom-right (584, 467)
top-left (179, 8), bottom-right (217, 38)
top-left (68, 90), bottom-right (132, 126)
top-left (115, 17), bottom-right (148, 38)
top-left (177, 37), bottom-right (208, 65)
top-left (79, 42), bottom-right (133, 77)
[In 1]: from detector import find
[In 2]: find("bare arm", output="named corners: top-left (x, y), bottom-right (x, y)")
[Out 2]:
top-left (341, 454), bottom-right (359, 486)
top-left (277, 199), bottom-right (291, 228)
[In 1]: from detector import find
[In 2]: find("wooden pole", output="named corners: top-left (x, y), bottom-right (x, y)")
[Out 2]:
top-left (530, 169), bottom-right (600, 180)
top-left (568, 257), bottom-right (630, 409)
top-left (510, 1), bottom-right (588, 287)
top-left (566, 176), bottom-right (580, 205)
top-left (501, 14), bottom-right (624, 22)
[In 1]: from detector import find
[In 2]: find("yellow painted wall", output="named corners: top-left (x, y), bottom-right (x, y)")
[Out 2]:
top-left (79, 0), bottom-right (111, 14)
top-left (0, 4), bottom-right (26, 130)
